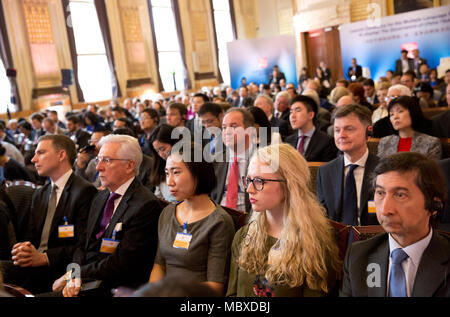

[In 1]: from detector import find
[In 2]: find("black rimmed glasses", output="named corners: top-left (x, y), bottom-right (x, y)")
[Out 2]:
top-left (243, 177), bottom-right (286, 191)
top-left (94, 156), bottom-right (131, 165)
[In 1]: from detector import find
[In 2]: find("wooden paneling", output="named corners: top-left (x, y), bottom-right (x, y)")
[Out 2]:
top-left (305, 26), bottom-right (343, 84)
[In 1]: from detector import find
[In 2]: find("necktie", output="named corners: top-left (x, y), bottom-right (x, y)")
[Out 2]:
top-left (38, 184), bottom-right (58, 252)
top-left (210, 135), bottom-right (216, 155)
top-left (297, 135), bottom-right (307, 155)
top-left (226, 157), bottom-right (239, 209)
top-left (342, 164), bottom-right (359, 225)
top-left (389, 248), bottom-right (409, 297)
top-left (96, 192), bottom-right (121, 240)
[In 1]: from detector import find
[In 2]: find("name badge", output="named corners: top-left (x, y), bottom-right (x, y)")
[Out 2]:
top-left (100, 238), bottom-right (120, 254)
top-left (368, 200), bottom-right (376, 214)
top-left (173, 232), bottom-right (192, 250)
top-left (58, 225), bottom-right (75, 238)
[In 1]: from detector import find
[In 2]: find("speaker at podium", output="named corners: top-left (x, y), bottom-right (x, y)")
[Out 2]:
top-left (61, 69), bottom-right (74, 86)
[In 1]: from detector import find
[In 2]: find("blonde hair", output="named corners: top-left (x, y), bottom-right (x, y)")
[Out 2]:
top-left (238, 144), bottom-right (341, 293)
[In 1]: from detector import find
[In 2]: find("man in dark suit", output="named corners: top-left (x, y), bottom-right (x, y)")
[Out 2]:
top-left (285, 95), bottom-right (337, 162)
top-left (341, 152), bottom-right (450, 297)
top-left (394, 49), bottom-right (414, 76)
top-left (254, 94), bottom-right (291, 140)
top-left (268, 65), bottom-right (286, 86)
top-left (66, 115), bottom-right (91, 150)
top-left (273, 91), bottom-right (291, 121)
top-left (210, 108), bottom-right (254, 215)
top-left (2, 135), bottom-right (97, 294)
top-left (317, 104), bottom-right (380, 226)
top-left (347, 58), bottom-right (363, 81)
top-left (233, 86), bottom-right (254, 108)
top-left (55, 135), bottom-right (162, 297)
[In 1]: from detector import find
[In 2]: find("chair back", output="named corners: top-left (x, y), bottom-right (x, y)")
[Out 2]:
top-left (308, 162), bottom-right (326, 195)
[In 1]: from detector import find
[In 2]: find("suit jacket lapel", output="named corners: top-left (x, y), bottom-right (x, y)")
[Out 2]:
top-left (332, 157), bottom-right (344, 220)
top-left (87, 190), bottom-right (109, 241)
top-left (367, 237), bottom-right (389, 297)
top-left (412, 231), bottom-right (450, 296)
top-left (36, 184), bottom-right (52, 234)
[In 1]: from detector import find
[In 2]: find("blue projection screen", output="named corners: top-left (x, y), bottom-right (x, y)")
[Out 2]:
top-left (227, 35), bottom-right (297, 89)
top-left (339, 5), bottom-right (450, 82)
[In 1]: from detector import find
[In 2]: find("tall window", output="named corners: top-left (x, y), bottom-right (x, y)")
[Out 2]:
top-left (212, 0), bottom-right (234, 85)
top-left (69, 0), bottom-right (112, 102)
top-left (150, 0), bottom-right (184, 92)
top-left (0, 60), bottom-right (12, 114)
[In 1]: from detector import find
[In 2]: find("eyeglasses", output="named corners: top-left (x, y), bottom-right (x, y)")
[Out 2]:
top-left (94, 156), bottom-right (131, 165)
top-left (244, 177), bottom-right (286, 191)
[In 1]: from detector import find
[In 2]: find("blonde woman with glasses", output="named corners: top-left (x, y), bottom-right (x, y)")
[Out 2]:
top-left (226, 143), bottom-right (341, 297)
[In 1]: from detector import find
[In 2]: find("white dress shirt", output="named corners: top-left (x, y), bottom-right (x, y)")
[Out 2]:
top-left (343, 149), bottom-right (369, 225)
top-left (52, 169), bottom-right (73, 206)
top-left (387, 228), bottom-right (433, 297)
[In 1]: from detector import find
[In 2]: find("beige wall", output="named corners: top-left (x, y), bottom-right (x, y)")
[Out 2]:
top-left (1, 0), bottom-right (448, 117)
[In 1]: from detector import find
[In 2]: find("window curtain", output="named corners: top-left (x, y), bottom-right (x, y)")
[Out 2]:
top-left (229, 0), bottom-right (237, 40)
top-left (93, 0), bottom-right (122, 98)
top-left (209, 0), bottom-right (223, 84)
top-left (170, 0), bottom-right (192, 90)
top-left (62, 0), bottom-right (85, 102)
top-left (146, 1), bottom-right (164, 92)
top-left (0, 0), bottom-right (22, 112)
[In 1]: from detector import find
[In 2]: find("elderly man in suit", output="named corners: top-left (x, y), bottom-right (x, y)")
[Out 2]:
top-left (55, 135), bottom-right (162, 297)
top-left (1, 135), bottom-right (97, 294)
top-left (285, 95), bottom-right (337, 162)
top-left (317, 104), bottom-right (380, 226)
top-left (254, 94), bottom-right (291, 140)
top-left (341, 152), bottom-right (450, 297)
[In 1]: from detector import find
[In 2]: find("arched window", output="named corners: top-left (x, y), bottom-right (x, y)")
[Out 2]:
top-left (0, 60), bottom-right (12, 114)
top-left (150, 0), bottom-right (185, 92)
top-left (211, 0), bottom-right (234, 85)
top-left (68, 0), bottom-right (112, 102)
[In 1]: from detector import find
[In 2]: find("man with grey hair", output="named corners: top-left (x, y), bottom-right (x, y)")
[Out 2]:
top-left (273, 91), bottom-right (291, 121)
top-left (373, 84), bottom-right (412, 138)
top-left (254, 94), bottom-right (291, 139)
top-left (55, 134), bottom-right (162, 297)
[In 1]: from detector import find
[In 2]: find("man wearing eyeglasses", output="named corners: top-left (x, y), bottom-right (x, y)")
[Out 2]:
top-left (1, 135), bottom-right (97, 294)
top-left (55, 135), bottom-right (162, 297)
top-left (372, 84), bottom-right (412, 138)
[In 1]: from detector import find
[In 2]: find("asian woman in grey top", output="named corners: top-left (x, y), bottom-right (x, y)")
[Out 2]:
top-left (149, 143), bottom-right (235, 296)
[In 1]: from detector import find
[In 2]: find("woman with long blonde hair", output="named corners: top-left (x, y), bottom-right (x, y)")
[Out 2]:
top-left (226, 143), bottom-right (340, 297)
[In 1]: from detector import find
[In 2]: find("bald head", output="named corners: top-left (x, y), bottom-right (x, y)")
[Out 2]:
top-left (336, 95), bottom-right (354, 108)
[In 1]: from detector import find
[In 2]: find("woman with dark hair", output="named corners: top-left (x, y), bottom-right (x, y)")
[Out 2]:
top-left (378, 96), bottom-right (442, 160)
top-left (83, 111), bottom-right (104, 133)
top-left (149, 142), bottom-right (235, 296)
top-left (149, 124), bottom-right (179, 203)
top-left (348, 82), bottom-right (375, 112)
top-left (0, 144), bottom-right (31, 182)
top-left (0, 183), bottom-right (17, 260)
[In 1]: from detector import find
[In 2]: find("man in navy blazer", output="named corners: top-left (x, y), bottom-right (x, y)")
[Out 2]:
top-left (340, 153), bottom-right (450, 297)
top-left (317, 104), bottom-right (379, 225)
top-left (2, 135), bottom-right (97, 294)
top-left (285, 95), bottom-right (337, 162)
top-left (55, 135), bottom-right (162, 297)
